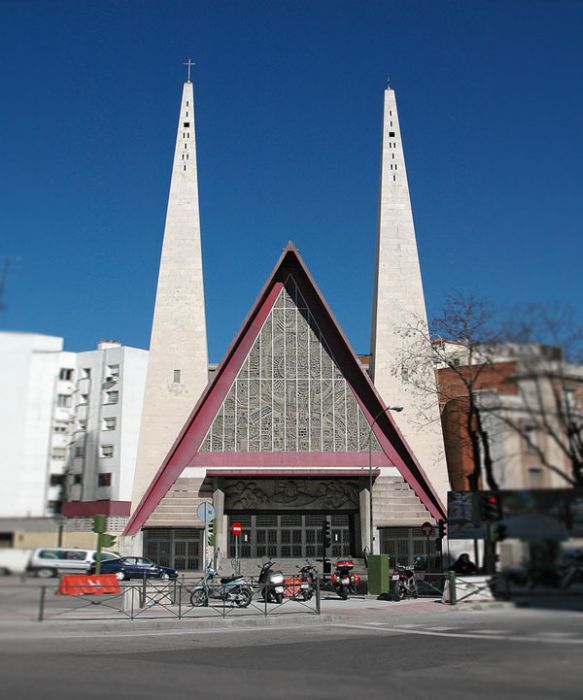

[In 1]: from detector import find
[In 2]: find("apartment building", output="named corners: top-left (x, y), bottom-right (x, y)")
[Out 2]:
top-left (0, 333), bottom-right (147, 547)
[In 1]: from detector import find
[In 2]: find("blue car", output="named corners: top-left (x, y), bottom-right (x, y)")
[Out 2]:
top-left (88, 556), bottom-right (178, 581)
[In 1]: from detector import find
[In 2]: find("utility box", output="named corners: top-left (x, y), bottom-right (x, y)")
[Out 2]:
top-left (367, 554), bottom-right (390, 595)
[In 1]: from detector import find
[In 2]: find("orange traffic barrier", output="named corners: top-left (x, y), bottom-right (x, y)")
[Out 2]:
top-left (57, 574), bottom-right (121, 595)
top-left (283, 576), bottom-right (301, 598)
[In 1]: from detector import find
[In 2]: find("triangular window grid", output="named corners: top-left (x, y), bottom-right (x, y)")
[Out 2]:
top-left (200, 276), bottom-right (381, 453)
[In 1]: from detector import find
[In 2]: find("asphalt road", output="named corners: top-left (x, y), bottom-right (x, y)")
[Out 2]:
top-left (1, 607), bottom-right (582, 700)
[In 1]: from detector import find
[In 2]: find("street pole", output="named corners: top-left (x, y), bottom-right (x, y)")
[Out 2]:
top-left (368, 405), bottom-right (404, 556)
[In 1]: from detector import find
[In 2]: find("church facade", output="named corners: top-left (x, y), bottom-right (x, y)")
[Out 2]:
top-left (124, 77), bottom-right (448, 571)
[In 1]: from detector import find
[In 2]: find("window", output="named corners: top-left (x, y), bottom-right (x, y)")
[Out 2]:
top-left (183, 122), bottom-right (190, 127)
top-left (100, 444), bottom-right (114, 458)
top-left (389, 131), bottom-right (395, 137)
top-left (524, 425), bottom-right (538, 451)
top-left (72, 474), bottom-right (82, 485)
top-left (173, 369), bottom-right (181, 384)
top-left (565, 390), bottom-right (576, 408)
top-left (98, 473), bottom-right (112, 487)
top-left (107, 364), bottom-right (120, 378)
top-left (79, 393), bottom-right (89, 405)
top-left (74, 445), bottom-right (84, 458)
top-left (51, 447), bottom-right (67, 460)
top-left (49, 474), bottom-right (65, 487)
top-left (103, 417), bottom-right (117, 431)
top-left (528, 468), bottom-right (544, 489)
top-left (401, 366), bottom-right (409, 382)
top-left (59, 368), bottom-right (73, 381)
top-left (56, 394), bottom-right (72, 408)
top-left (82, 368), bottom-right (91, 379)
top-left (78, 419), bottom-right (87, 431)
top-left (105, 391), bottom-right (119, 404)
top-left (54, 422), bottom-right (68, 433)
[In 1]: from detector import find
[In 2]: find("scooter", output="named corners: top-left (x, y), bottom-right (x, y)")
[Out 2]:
top-left (190, 566), bottom-right (253, 608)
top-left (258, 560), bottom-right (285, 604)
top-left (297, 560), bottom-right (318, 600)
top-left (391, 564), bottom-right (418, 601)
top-left (331, 560), bottom-right (360, 600)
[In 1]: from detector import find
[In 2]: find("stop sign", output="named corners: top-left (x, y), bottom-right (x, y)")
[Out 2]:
top-left (230, 522), bottom-right (243, 537)
top-left (421, 521), bottom-right (434, 537)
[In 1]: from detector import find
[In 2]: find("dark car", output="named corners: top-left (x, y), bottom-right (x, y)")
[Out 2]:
top-left (88, 556), bottom-right (178, 581)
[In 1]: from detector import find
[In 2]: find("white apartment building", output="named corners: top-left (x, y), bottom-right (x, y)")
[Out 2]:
top-left (0, 333), bottom-right (148, 533)
top-left (63, 340), bottom-right (148, 517)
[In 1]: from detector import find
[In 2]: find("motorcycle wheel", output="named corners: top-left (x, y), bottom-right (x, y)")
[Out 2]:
top-left (301, 591), bottom-right (313, 601)
top-left (190, 589), bottom-right (208, 607)
top-left (411, 584), bottom-right (418, 599)
top-left (235, 587), bottom-right (252, 608)
top-left (338, 587), bottom-right (348, 600)
top-left (393, 584), bottom-right (405, 602)
top-left (274, 592), bottom-right (284, 604)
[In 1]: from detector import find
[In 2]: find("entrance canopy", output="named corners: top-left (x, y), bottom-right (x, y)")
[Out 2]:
top-left (125, 242), bottom-right (445, 535)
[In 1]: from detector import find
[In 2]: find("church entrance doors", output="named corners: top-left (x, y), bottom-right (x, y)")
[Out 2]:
top-left (227, 513), bottom-right (355, 560)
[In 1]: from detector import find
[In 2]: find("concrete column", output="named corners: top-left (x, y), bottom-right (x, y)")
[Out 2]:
top-left (212, 478), bottom-right (227, 569)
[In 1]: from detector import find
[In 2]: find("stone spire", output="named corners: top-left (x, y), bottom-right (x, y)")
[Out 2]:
top-left (370, 87), bottom-right (449, 503)
top-left (131, 79), bottom-right (209, 512)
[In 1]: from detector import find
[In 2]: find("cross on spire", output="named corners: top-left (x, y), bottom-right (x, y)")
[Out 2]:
top-left (183, 59), bottom-right (195, 82)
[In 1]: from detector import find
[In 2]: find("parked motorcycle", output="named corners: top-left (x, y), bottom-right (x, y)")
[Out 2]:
top-left (392, 565), bottom-right (418, 601)
top-left (297, 560), bottom-right (318, 601)
top-left (331, 560), bottom-right (360, 600)
top-left (258, 560), bottom-right (285, 604)
top-left (190, 566), bottom-right (253, 608)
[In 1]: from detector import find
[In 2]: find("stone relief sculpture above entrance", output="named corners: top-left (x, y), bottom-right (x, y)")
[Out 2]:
top-left (224, 479), bottom-right (360, 511)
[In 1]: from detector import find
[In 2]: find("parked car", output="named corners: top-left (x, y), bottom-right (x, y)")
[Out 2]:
top-left (87, 556), bottom-right (178, 581)
top-left (26, 548), bottom-right (119, 578)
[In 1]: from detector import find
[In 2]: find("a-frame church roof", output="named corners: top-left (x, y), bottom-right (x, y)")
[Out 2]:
top-left (125, 242), bottom-right (445, 535)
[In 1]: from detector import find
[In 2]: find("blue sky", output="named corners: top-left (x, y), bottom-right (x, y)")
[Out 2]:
top-left (1, 0), bottom-right (582, 361)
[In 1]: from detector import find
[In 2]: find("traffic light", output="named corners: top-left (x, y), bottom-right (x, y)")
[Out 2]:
top-left (438, 520), bottom-right (447, 538)
top-left (479, 493), bottom-right (503, 523)
top-left (322, 520), bottom-right (331, 549)
top-left (207, 520), bottom-right (215, 547)
top-left (99, 533), bottom-right (117, 549)
top-left (92, 514), bottom-right (106, 533)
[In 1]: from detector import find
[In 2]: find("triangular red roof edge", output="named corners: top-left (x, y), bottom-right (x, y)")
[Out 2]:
top-left (124, 242), bottom-right (446, 535)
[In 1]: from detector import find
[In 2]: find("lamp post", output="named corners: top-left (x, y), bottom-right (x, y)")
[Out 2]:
top-left (368, 405), bottom-right (404, 555)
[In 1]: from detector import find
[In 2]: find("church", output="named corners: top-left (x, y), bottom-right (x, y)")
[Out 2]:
top-left (123, 75), bottom-right (449, 572)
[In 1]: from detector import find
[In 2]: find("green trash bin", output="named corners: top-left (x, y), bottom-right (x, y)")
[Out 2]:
top-left (367, 554), bottom-right (390, 595)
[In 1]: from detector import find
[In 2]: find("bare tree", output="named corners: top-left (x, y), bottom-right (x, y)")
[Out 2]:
top-left (395, 294), bottom-right (583, 491)
top-left (494, 304), bottom-right (583, 487)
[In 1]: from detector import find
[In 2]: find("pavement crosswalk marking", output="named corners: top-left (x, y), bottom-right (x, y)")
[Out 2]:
top-left (426, 626), bottom-right (460, 631)
top-left (330, 623), bottom-right (583, 645)
top-left (392, 623), bottom-right (424, 628)
top-left (533, 631), bottom-right (579, 638)
top-left (467, 629), bottom-right (509, 635)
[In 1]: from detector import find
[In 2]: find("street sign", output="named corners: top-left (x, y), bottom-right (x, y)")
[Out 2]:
top-left (421, 521), bottom-right (434, 537)
top-left (196, 502), bottom-right (216, 524)
top-left (230, 522), bottom-right (243, 537)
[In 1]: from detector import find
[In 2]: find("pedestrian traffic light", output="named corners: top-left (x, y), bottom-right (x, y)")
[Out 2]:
top-left (207, 520), bottom-right (215, 547)
top-left (438, 520), bottom-right (447, 538)
top-left (99, 533), bottom-right (117, 549)
top-left (479, 493), bottom-right (503, 522)
top-left (322, 520), bottom-right (331, 549)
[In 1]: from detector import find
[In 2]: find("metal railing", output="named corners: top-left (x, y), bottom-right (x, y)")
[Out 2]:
top-left (22, 573), bottom-right (322, 622)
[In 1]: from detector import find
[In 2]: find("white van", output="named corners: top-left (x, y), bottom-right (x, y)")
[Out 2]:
top-left (26, 548), bottom-right (119, 578)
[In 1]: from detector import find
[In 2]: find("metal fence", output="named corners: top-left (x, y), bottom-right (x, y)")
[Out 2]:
top-left (22, 574), bottom-right (321, 622)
